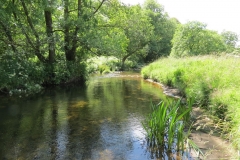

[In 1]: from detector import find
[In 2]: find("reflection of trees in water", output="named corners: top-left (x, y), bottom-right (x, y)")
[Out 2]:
top-left (0, 96), bottom-right (48, 159)
top-left (87, 78), bottom-right (160, 118)
top-left (0, 76), bottom-right (167, 159)
top-left (85, 77), bottom-right (163, 159)
top-left (65, 85), bottom-right (103, 159)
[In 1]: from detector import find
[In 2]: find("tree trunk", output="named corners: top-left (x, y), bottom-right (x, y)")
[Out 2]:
top-left (44, 9), bottom-right (56, 84)
top-left (44, 10), bottom-right (55, 63)
top-left (63, 0), bottom-right (82, 62)
top-left (63, 0), bottom-right (71, 61)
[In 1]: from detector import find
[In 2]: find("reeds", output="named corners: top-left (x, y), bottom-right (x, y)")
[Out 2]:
top-left (143, 99), bottom-right (193, 158)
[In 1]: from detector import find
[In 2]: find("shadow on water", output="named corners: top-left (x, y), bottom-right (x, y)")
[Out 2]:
top-left (0, 72), bottom-right (190, 159)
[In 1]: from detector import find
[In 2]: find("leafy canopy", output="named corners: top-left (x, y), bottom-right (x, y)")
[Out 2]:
top-left (171, 21), bottom-right (226, 57)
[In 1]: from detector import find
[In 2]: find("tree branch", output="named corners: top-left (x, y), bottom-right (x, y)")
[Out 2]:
top-left (20, 0), bottom-right (46, 63)
top-left (0, 20), bottom-right (17, 52)
top-left (92, 0), bottom-right (105, 15)
top-left (79, 41), bottom-right (101, 56)
top-left (52, 29), bottom-right (65, 33)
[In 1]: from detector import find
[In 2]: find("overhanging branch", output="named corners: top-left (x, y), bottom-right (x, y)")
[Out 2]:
top-left (92, 0), bottom-right (105, 15)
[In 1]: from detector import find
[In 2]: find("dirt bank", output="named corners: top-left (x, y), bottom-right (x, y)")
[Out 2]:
top-left (145, 79), bottom-right (238, 160)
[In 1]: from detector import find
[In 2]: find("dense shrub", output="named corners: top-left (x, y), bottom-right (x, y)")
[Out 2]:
top-left (0, 51), bottom-right (44, 95)
top-left (0, 51), bottom-right (88, 95)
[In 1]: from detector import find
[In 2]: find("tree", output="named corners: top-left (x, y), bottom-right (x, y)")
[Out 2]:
top-left (97, 1), bottom-right (153, 70)
top-left (0, 0), bottom-right (107, 78)
top-left (143, 0), bottom-right (178, 62)
top-left (121, 5), bottom-right (153, 69)
top-left (0, 0), bottom-right (111, 94)
top-left (170, 21), bottom-right (226, 57)
top-left (221, 30), bottom-right (239, 52)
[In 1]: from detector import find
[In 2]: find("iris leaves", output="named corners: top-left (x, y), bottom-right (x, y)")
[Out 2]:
top-left (143, 99), bottom-right (194, 158)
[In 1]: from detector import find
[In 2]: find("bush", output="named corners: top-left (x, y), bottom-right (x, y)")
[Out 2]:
top-left (98, 64), bottom-right (110, 74)
top-left (0, 51), bottom-right (44, 95)
top-left (0, 51), bottom-right (88, 95)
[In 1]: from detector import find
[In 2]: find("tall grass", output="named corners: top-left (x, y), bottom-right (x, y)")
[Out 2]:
top-left (142, 100), bottom-right (193, 158)
top-left (141, 55), bottom-right (240, 150)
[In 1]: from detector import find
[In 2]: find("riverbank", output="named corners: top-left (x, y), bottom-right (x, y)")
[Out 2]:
top-left (144, 78), bottom-right (237, 159)
top-left (141, 55), bottom-right (240, 159)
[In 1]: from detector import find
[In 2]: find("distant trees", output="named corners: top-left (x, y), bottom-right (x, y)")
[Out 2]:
top-left (221, 30), bottom-right (239, 52)
top-left (170, 21), bottom-right (227, 57)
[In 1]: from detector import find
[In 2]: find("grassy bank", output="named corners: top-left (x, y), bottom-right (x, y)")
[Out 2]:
top-left (141, 55), bottom-right (240, 150)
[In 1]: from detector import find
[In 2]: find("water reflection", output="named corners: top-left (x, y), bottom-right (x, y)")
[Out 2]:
top-left (0, 72), bottom-right (170, 160)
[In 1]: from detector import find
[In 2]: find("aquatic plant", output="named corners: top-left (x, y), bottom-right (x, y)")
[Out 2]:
top-left (143, 99), bottom-right (194, 158)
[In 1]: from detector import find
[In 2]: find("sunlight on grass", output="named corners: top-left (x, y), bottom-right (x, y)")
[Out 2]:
top-left (141, 55), bottom-right (240, 152)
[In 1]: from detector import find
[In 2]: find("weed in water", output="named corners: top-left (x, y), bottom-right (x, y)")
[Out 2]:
top-left (142, 99), bottom-right (196, 159)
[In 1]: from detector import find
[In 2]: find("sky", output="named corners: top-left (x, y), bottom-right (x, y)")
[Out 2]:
top-left (120, 0), bottom-right (240, 35)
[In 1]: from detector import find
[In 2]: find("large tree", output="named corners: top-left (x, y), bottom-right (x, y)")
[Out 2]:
top-left (0, 0), bottom-right (107, 83)
top-left (96, 0), bottom-right (153, 70)
top-left (143, 0), bottom-right (178, 62)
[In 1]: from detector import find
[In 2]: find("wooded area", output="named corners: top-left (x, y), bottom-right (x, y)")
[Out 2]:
top-left (0, 0), bottom-right (238, 95)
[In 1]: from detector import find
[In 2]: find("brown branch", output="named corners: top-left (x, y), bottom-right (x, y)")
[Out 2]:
top-left (68, 9), bottom-right (78, 13)
top-left (52, 29), bottom-right (65, 33)
top-left (12, 9), bottom-right (35, 49)
top-left (92, 0), bottom-right (106, 15)
top-left (19, 0), bottom-right (46, 62)
top-left (79, 41), bottom-right (101, 56)
top-left (20, 0), bottom-right (39, 40)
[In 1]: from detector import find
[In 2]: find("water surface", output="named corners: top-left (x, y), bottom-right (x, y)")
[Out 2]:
top-left (0, 72), bottom-right (170, 160)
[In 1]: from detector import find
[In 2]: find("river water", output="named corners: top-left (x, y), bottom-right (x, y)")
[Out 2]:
top-left (0, 72), bottom-right (173, 160)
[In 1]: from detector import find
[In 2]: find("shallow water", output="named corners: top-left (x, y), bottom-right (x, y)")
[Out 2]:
top-left (0, 72), bottom-right (175, 160)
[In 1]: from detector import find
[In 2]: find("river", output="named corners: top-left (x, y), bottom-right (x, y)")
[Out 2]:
top-left (0, 72), bottom-right (173, 160)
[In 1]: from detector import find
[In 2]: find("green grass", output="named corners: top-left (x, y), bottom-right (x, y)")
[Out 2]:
top-left (141, 55), bottom-right (240, 150)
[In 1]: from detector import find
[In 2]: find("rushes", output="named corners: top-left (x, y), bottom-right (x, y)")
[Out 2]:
top-left (143, 99), bottom-right (192, 157)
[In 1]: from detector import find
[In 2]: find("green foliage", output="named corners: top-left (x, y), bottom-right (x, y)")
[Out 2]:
top-left (171, 21), bottom-right (226, 57)
top-left (99, 1), bottom-right (153, 70)
top-left (143, 100), bottom-right (192, 155)
top-left (0, 50), bottom-right (88, 95)
top-left (87, 56), bottom-right (119, 73)
top-left (143, 0), bottom-right (178, 62)
top-left (48, 60), bottom-right (88, 85)
top-left (141, 55), bottom-right (240, 150)
top-left (0, 51), bottom-right (44, 95)
top-left (87, 56), bottom-right (137, 74)
top-left (221, 30), bottom-right (239, 52)
top-left (98, 64), bottom-right (110, 74)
